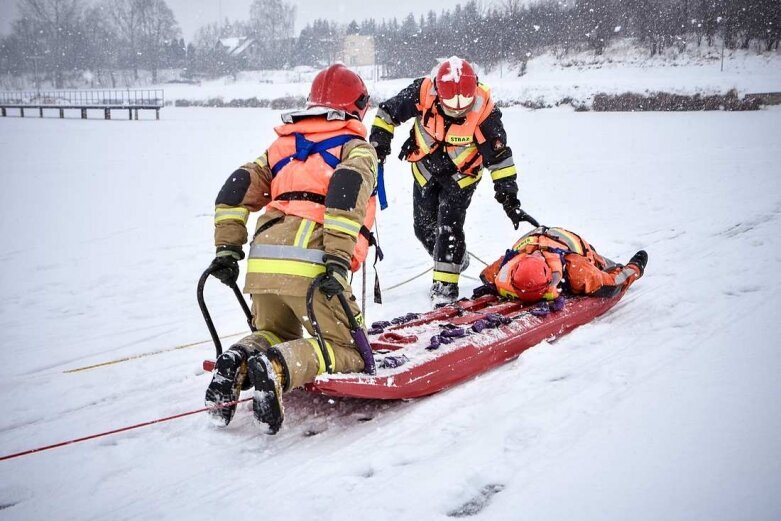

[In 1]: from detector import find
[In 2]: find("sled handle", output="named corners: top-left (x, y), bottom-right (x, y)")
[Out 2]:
top-left (197, 264), bottom-right (255, 358)
top-left (306, 275), bottom-right (376, 376)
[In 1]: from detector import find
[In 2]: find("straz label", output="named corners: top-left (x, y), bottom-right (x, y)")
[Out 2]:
top-left (447, 135), bottom-right (473, 145)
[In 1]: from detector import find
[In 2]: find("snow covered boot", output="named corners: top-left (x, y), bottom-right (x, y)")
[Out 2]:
top-left (627, 250), bottom-right (648, 277)
top-left (204, 346), bottom-right (251, 426)
top-left (248, 352), bottom-right (286, 435)
top-left (430, 281), bottom-right (459, 305)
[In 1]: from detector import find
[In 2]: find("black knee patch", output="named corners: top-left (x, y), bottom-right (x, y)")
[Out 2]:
top-left (215, 169), bottom-right (251, 206)
top-left (325, 168), bottom-right (362, 210)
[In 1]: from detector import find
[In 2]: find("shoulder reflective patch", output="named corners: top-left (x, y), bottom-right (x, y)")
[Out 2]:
top-left (216, 169), bottom-right (251, 206)
top-left (325, 168), bottom-right (363, 211)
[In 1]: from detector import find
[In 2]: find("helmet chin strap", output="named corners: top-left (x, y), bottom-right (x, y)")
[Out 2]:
top-left (439, 103), bottom-right (470, 119)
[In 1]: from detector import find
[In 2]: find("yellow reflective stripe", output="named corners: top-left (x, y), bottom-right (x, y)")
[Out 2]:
top-left (412, 163), bottom-right (428, 187)
top-left (307, 337), bottom-right (335, 374)
top-left (348, 148), bottom-right (375, 160)
top-left (254, 153), bottom-right (268, 168)
top-left (478, 82), bottom-right (490, 93)
top-left (347, 147), bottom-right (378, 176)
top-left (551, 228), bottom-right (584, 255)
top-left (414, 120), bottom-right (432, 154)
top-left (247, 259), bottom-right (326, 278)
top-left (372, 116), bottom-right (395, 133)
top-left (490, 165), bottom-right (517, 181)
top-left (256, 330), bottom-right (282, 346)
top-left (324, 215), bottom-right (361, 238)
top-left (498, 287), bottom-right (518, 299)
top-left (215, 206), bottom-right (249, 223)
top-left (294, 219), bottom-right (315, 248)
top-left (452, 144), bottom-right (477, 166)
top-left (307, 338), bottom-right (326, 374)
top-left (433, 270), bottom-right (460, 283)
top-left (542, 290), bottom-right (558, 301)
top-left (457, 169), bottom-right (483, 188)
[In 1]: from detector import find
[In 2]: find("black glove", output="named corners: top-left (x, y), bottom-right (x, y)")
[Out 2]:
top-left (369, 126), bottom-right (393, 164)
top-left (209, 246), bottom-right (244, 286)
top-left (319, 256), bottom-right (350, 298)
top-left (496, 191), bottom-right (525, 229)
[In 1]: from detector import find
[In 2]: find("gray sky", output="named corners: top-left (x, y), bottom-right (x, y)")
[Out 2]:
top-left (1, 0), bottom-right (469, 41)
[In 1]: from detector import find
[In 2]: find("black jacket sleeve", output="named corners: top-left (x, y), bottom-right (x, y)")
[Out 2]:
top-left (377, 78), bottom-right (426, 125)
top-left (476, 107), bottom-right (514, 168)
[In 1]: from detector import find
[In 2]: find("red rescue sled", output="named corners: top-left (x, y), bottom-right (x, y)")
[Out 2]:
top-left (199, 267), bottom-right (627, 401)
top-left (304, 292), bottom-right (625, 399)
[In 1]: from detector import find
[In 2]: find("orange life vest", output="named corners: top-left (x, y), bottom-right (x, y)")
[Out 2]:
top-left (266, 117), bottom-right (377, 271)
top-left (488, 227), bottom-right (605, 301)
top-left (406, 77), bottom-right (495, 175)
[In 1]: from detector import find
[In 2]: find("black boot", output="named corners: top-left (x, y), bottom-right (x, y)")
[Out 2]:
top-left (430, 281), bottom-right (459, 305)
top-left (627, 250), bottom-right (648, 277)
top-left (248, 352), bottom-right (285, 435)
top-left (204, 347), bottom-right (250, 426)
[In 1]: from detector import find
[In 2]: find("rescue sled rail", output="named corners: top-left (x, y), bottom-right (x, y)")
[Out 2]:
top-left (0, 89), bottom-right (164, 120)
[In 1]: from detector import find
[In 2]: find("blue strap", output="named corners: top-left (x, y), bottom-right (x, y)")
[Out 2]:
top-left (377, 163), bottom-right (388, 210)
top-left (271, 133), bottom-right (357, 177)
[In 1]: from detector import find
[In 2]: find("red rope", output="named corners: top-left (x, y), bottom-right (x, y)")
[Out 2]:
top-left (0, 398), bottom-right (252, 462)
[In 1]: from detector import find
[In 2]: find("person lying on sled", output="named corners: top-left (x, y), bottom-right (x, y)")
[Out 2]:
top-left (477, 226), bottom-right (648, 305)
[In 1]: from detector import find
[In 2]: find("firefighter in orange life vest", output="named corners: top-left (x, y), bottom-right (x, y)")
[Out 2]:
top-left (478, 226), bottom-right (648, 306)
top-left (369, 56), bottom-right (535, 303)
top-left (204, 65), bottom-right (378, 434)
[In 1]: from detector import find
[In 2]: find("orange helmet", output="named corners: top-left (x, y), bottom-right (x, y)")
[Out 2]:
top-left (308, 64), bottom-right (370, 120)
top-left (435, 57), bottom-right (478, 116)
top-left (511, 253), bottom-right (552, 303)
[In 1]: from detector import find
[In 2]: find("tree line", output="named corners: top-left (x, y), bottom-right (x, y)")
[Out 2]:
top-left (1, 0), bottom-right (779, 87)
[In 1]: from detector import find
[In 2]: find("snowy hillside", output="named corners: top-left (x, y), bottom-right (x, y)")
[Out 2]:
top-left (148, 43), bottom-right (781, 107)
top-left (0, 104), bottom-right (780, 519)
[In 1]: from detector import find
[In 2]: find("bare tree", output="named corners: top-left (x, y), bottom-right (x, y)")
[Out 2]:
top-left (138, 0), bottom-right (180, 83)
top-left (18, 0), bottom-right (83, 88)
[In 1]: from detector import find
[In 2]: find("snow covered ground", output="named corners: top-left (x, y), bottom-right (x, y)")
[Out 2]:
top-left (0, 105), bottom-right (780, 519)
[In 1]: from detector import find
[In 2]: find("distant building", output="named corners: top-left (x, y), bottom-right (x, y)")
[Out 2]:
top-left (215, 37), bottom-right (259, 66)
top-left (340, 35), bottom-right (375, 67)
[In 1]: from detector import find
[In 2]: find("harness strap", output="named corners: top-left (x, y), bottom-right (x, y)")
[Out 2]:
top-left (270, 133), bottom-right (358, 177)
top-left (276, 191), bottom-right (326, 204)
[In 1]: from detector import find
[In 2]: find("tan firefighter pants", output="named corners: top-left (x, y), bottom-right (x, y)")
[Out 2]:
top-left (249, 289), bottom-right (365, 390)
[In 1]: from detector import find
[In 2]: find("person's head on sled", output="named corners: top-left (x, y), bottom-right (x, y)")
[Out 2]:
top-left (204, 64), bottom-right (378, 434)
top-left (509, 252), bottom-right (554, 303)
top-left (477, 227), bottom-right (648, 311)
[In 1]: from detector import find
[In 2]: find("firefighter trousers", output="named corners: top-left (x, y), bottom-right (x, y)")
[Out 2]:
top-left (412, 175), bottom-right (477, 282)
top-left (245, 289), bottom-right (365, 390)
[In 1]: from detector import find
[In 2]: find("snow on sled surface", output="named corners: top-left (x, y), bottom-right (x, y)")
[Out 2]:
top-left (306, 292), bottom-right (624, 399)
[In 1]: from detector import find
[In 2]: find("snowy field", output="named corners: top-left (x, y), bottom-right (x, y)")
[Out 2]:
top-left (0, 105), bottom-right (780, 519)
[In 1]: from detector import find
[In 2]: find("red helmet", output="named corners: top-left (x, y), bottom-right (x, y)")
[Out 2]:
top-left (511, 254), bottom-right (553, 303)
top-left (435, 57), bottom-right (478, 114)
top-left (308, 64), bottom-right (370, 120)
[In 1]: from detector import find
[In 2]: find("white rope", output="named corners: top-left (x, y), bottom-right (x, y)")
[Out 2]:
top-left (384, 266), bottom-right (433, 291)
top-left (468, 250), bottom-right (489, 267)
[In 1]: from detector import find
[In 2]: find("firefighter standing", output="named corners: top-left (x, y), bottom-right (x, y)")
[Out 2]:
top-left (369, 56), bottom-right (535, 303)
top-left (204, 65), bottom-right (377, 434)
